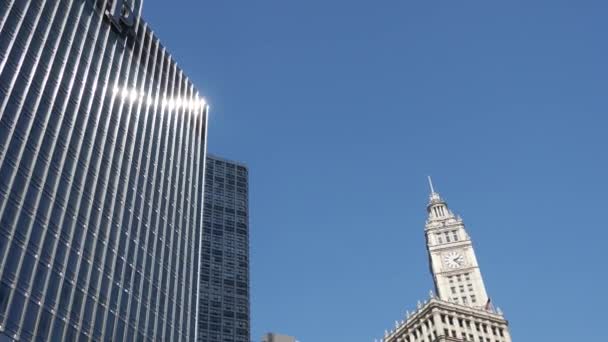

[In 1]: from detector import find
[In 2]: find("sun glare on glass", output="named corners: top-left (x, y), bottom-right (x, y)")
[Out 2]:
top-left (111, 86), bottom-right (207, 114)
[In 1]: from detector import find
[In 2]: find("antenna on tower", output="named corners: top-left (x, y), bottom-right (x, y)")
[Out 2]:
top-left (427, 176), bottom-right (435, 193)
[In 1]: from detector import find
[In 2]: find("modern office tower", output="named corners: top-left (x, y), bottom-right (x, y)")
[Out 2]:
top-left (0, 1), bottom-right (208, 341)
top-left (381, 179), bottom-right (512, 342)
top-left (198, 155), bottom-right (249, 342)
top-left (262, 332), bottom-right (297, 342)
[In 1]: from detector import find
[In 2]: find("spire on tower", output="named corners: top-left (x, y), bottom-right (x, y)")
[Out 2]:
top-left (427, 176), bottom-right (443, 205)
top-left (427, 176), bottom-right (435, 194)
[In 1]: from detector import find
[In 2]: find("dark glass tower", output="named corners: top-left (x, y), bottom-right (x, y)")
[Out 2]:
top-left (199, 155), bottom-right (249, 342)
top-left (0, 0), bottom-right (208, 341)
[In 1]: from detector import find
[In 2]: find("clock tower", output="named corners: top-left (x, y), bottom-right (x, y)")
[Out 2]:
top-left (425, 177), bottom-right (489, 308)
top-left (379, 178), bottom-right (512, 342)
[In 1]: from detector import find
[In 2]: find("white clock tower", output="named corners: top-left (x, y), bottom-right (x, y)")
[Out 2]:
top-left (425, 177), bottom-right (489, 308)
top-left (380, 178), bottom-right (512, 342)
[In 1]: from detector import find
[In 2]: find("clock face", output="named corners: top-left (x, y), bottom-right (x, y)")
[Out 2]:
top-left (444, 251), bottom-right (464, 269)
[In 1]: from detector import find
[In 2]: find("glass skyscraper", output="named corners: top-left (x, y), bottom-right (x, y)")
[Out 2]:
top-left (199, 155), bottom-right (249, 342)
top-left (0, 0), bottom-right (208, 341)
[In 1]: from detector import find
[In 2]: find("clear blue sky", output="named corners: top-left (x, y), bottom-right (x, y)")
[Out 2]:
top-left (143, 1), bottom-right (607, 341)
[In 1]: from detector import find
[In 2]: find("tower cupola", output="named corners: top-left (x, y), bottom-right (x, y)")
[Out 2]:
top-left (426, 176), bottom-right (452, 221)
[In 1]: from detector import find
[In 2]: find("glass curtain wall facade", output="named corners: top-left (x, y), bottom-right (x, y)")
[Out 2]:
top-left (199, 155), bottom-right (249, 342)
top-left (0, 0), bottom-right (208, 341)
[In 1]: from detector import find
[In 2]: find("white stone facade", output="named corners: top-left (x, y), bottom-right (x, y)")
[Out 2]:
top-left (383, 298), bottom-right (512, 342)
top-left (425, 190), bottom-right (488, 309)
